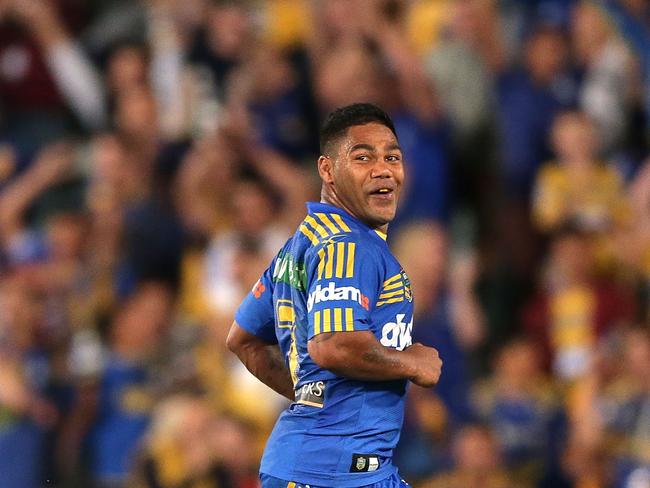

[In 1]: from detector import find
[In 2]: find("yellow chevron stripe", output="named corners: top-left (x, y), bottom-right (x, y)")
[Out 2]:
top-left (288, 329), bottom-right (299, 385)
top-left (383, 281), bottom-right (403, 291)
top-left (374, 229), bottom-right (387, 240)
top-left (324, 244), bottom-right (334, 278)
top-left (331, 213), bottom-right (351, 232)
top-left (300, 223), bottom-right (319, 245)
top-left (314, 212), bottom-right (341, 234)
top-left (317, 248), bottom-right (326, 279)
top-left (376, 297), bottom-right (404, 306)
top-left (379, 289), bottom-right (404, 299)
top-left (304, 215), bottom-right (329, 238)
top-left (383, 273), bottom-right (401, 286)
top-left (345, 308), bottom-right (354, 331)
top-left (287, 483), bottom-right (297, 488)
top-left (335, 242), bottom-right (345, 278)
top-left (313, 311), bottom-right (321, 335)
top-left (345, 242), bottom-right (356, 278)
top-left (322, 309), bottom-right (331, 332)
top-left (333, 308), bottom-right (343, 331)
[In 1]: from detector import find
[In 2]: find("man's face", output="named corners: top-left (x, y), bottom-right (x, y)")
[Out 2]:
top-left (322, 122), bottom-right (404, 229)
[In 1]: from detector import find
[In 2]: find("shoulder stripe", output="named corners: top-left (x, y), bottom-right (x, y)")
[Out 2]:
top-left (379, 289), bottom-right (404, 299)
top-left (376, 297), bottom-right (405, 306)
top-left (345, 308), bottom-right (354, 331)
top-left (304, 215), bottom-right (330, 238)
top-left (381, 281), bottom-right (404, 292)
top-left (300, 223), bottom-right (319, 245)
top-left (324, 244), bottom-right (334, 278)
top-left (335, 242), bottom-right (345, 278)
top-left (383, 273), bottom-right (402, 286)
top-left (314, 310), bottom-right (321, 335)
top-left (330, 213), bottom-right (351, 232)
top-left (333, 308), bottom-right (343, 331)
top-left (345, 242), bottom-right (356, 278)
top-left (382, 281), bottom-right (404, 291)
top-left (314, 212), bottom-right (341, 234)
top-left (322, 309), bottom-right (332, 332)
top-left (317, 248), bottom-right (326, 279)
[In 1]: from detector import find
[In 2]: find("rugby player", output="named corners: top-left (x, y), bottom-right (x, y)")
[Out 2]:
top-left (227, 103), bottom-right (443, 488)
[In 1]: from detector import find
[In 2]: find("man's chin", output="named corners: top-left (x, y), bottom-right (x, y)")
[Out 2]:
top-left (368, 209), bottom-right (396, 227)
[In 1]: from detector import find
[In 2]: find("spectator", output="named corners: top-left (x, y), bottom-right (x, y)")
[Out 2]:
top-left (523, 225), bottom-right (635, 381)
top-left (419, 424), bottom-right (513, 488)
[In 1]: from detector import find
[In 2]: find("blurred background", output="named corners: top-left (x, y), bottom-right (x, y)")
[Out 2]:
top-left (0, 0), bottom-right (649, 487)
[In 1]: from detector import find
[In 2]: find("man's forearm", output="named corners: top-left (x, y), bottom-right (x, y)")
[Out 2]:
top-left (309, 332), bottom-right (418, 382)
top-left (236, 342), bottom-right (295, 401)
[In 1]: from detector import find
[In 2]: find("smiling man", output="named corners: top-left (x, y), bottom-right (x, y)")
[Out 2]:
top-left (227, 103), bottom-right (442, 488)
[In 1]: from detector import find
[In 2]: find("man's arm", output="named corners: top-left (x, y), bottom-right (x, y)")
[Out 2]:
top-left (308, 331), bottom-right (442, 388)
top-left (226, 322), bottom-right (295, 400)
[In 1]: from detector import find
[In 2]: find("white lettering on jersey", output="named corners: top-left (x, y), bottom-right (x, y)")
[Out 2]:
top-left (380, 314), bottom-right (413, 351)
top-left (307, 282), bottom-right (370, 311)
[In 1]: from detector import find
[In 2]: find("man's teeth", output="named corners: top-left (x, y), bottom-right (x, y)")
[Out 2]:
top-left (378, 188), bottom-right (390, 193)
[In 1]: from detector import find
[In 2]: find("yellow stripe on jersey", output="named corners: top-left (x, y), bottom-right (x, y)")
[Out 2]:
top-left (345, 308), bottom-right (354, 331)
top-left (287, 483), bottom-right (296, 488)
top-left (378, 289), bottom-right (404, 299)
top-left (314, 310), bottom-right (321, 335)
top-left (345, 242), bottom-right (356, 278)
top-left (278, 304), bottom-right (295, 325)
top-left (304, 215), bottom-right (329, 238)
top-left (333, 308), bottom-right (343, 331)
top-left (384, 273), bottom-right (401, 286)
top-left (288, 329), bottom-right (299, 385)
top-left (317, 248), bottom-right (326, 279)
top-left (331, 213), bottom-right (351, 232)
top-left (299, 223), bottom-right (319, 245)
top-left (314, 212), bottom-right (341, 234)
top-left (324, 244), bottom-right (334, 278)
top-left (335, 242), bottom-right (345, 278)
top-left (376, 297), bottom-right (405, 306)
top-left (322, 309), bottom-right (332, 332)
top-left (383, 281), bottom-right (403, 291)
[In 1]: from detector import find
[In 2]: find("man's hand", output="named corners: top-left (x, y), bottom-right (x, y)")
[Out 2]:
top-left (403, 343), bottom-right (442, 387)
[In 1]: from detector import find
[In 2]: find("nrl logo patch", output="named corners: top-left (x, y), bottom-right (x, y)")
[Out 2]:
top-left (350, 454), bottom-right (380, 473)
top-left (401, 269), bottom-right (413, 302)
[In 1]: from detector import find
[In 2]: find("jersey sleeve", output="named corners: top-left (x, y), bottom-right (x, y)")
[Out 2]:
top-left (234, 257), bottom-right (278, 344)
top-left (305, 235), bottom-right (382, 339)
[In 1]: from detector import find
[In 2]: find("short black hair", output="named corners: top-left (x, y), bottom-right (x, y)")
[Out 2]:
top-left (320, 103), bottom-right (397, 155)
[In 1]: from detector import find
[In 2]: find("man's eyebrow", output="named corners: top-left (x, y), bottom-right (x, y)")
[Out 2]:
top-left (387, 143), bottom-right (402, 152)
top-left (348, 143), bottom-right (376, 153)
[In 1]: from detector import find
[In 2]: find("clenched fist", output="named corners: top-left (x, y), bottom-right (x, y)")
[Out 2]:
top-left (404, 342), bottom-right (442, 387)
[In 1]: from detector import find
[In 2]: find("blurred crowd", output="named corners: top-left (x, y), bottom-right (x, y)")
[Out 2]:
top-left (1, 0), bottom-right (650, 487)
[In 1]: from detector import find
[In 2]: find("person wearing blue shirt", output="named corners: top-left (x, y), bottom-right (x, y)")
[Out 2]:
top-left (227, 103), bottom-right (442, 488)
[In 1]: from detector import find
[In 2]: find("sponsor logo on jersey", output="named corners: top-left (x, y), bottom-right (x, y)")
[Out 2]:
top-left (252, 279), bottom-right (266, 298)
top-left (307, 282), bottom-right (370, 312)
top-left (401, 269), bottom-right (413, 302)
top-left (380, 313), bottom-right (413, 351)
top-left (295, 380), bottom-right (326, 407)
top-left (272, 252), bottom-right (307, 291)
top-left (350, 454), bottom-right (380, 473)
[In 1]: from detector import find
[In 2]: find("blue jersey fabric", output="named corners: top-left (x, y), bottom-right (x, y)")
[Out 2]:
top-left (235, 202), bottom-right (415, 487)
top-left (260, 471), bottom-right (411, 488)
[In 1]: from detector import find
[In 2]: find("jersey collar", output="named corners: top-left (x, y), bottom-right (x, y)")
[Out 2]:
top-left (306, 202), bottom-right (389, 242)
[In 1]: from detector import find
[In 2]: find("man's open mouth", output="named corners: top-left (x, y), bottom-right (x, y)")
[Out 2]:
top-left (370, 187), bottom-right (394, 195)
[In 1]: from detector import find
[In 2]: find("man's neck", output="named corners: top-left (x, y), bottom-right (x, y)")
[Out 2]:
top-left (319, 189), bottom-right (388, 234)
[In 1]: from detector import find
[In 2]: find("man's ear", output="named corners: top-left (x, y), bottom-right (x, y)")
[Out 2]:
top-left (318, 155), bottom-right (334, 185)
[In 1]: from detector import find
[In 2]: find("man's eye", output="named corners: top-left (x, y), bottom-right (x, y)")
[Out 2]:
top-left (386, 155), bottom-right (401, 162)
top-left (355, 155), bottom-right (370, 161)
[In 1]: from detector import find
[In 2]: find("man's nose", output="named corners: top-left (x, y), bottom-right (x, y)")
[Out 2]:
top-left (370, 159), bottom-right (393, 178)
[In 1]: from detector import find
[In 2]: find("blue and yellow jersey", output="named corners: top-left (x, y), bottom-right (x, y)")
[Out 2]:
top-left (235, 202), bottom-right (415, 487)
